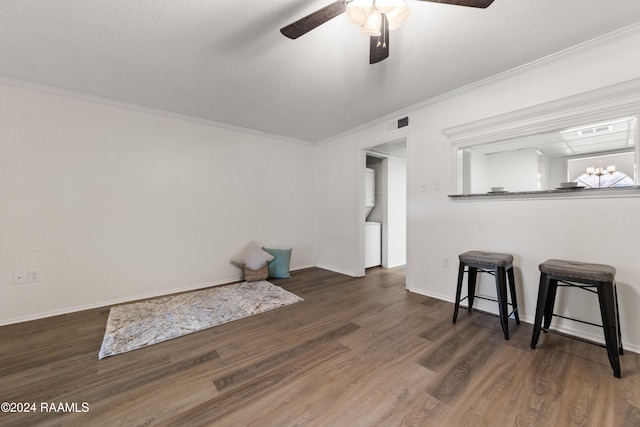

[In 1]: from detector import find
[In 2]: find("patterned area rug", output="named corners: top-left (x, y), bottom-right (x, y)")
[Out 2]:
top-left (98, 280), bottom-right (302, 359)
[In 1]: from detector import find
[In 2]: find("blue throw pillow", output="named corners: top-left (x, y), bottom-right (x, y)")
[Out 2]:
top-left (262, 247), bottom-right (292, 279)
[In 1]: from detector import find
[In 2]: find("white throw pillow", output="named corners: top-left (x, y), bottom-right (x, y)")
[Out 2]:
top-left (233, 241), bottom-right (274, 270)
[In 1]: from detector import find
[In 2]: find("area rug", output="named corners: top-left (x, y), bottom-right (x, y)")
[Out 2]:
top-left (98, 280), bottom-right (302, 359)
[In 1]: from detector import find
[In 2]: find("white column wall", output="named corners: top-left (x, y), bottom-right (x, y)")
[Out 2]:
top-left (386, 156), bottom-right (407, 268)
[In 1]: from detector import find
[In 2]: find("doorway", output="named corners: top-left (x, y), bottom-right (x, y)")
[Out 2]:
top-left (361, 139), bottom-right (407, 274)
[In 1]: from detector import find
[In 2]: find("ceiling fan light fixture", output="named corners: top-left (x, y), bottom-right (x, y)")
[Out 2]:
top-left (370, 0), bottom-right (405, 14)
top-left (282, 0), bottom-right (493, 64)
top-left (385, 4), bottom-right (409, 30)
top-left (346, 0), bottom-right (409, 33)
top-left (345, 0), bottom-right (371, 25)
top-left (361, 8), bottom-right (382, 36)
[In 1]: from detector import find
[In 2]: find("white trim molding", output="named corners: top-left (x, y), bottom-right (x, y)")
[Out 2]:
top-left (0, 76), bottom-right (314, 147)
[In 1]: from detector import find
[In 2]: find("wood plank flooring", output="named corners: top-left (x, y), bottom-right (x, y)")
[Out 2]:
top-left (1, 266), bottom-right (639, 426)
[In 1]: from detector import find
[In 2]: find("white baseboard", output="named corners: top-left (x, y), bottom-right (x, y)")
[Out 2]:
top-left (0, 276), bottom-right (240, 327)
top-left (0, 265), bottom-right (317, 327)
top-left (314, 264), bottom-right (357, 278)
top-left (408, 287), bottom-right (640, 355)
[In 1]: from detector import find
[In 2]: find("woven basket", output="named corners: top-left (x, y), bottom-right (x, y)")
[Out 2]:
top-left (243, 264), bottom-right (268, 282)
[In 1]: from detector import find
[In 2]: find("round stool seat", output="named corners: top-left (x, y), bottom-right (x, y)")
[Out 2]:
top-left (459, 251), bottom-right (513, 267)
top-left (539, 259), bottom-right (615, 283)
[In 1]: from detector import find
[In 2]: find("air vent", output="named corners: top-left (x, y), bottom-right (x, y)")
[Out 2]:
top-left (578, 125), bottom-right (612, 136)
top-left (386, 116), bottom-right (409, 132)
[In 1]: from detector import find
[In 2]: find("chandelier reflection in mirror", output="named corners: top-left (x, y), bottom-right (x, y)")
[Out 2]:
top-left (575, 162), bottom-right (634, 188)
top-left (565, 116), bottom-right (637, 189)
top-left (578, 162), bottom-right (629, 188)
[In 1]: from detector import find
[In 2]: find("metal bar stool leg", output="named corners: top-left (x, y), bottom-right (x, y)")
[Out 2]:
top-left (531, 272), bottom-right (550, 349)
top-left (467, 266), bottom-right (478, 311)
top-left (543, 279), bottom-right (559, 331)
top-left (452, 262), bottom-right (465, 323)
top-left (496, 266), bottom-right (510, 340)
top-left (597, 282), bottom-right (622, 378)
top-left (614, 283), bottom-right (624, 356)
top-left (507, 266), bottom-right (520, 324)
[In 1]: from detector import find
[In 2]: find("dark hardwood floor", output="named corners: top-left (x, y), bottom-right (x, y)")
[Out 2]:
top-left (1, 267), bottom-right (639, 426)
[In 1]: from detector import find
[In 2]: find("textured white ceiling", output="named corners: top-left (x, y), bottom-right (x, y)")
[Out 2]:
top-left (2, 0), bottom-right (640, 143)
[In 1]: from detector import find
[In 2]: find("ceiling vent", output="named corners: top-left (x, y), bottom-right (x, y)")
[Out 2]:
top-left (386, 116), bottom-right (409, 132)
top-left (578, 125), bottom-right (612, 136)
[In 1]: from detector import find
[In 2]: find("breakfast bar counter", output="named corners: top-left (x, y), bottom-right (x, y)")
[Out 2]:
top-left (449, 186), bottom-right (640, 200)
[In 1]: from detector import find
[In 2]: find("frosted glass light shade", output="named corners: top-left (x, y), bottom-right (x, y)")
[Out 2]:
top-left (346, 0), bottom-right (409, 32)
top-left (361, 9), bottom-right (382, 36)
top-left (386, 4), bottom-right (410, 30)
top-left (345, 1), bottom-right (371, 25)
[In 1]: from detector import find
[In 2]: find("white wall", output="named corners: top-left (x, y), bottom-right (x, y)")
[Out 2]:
top-left (386, 156), bottom-right (406, 268)
top-left (549, 157), bottom-right (566, 187)
top-left (468, 148), bottom-right (551, 192)
top-left (487, 148), bottom-right (538, 192)
top-left (467, 148), bottom-right (489, 194)
top-left (315, 139), bottom-right (361, 276)
top-left (537, 151), bottom-right (550, 190)
top-left (0, 81), bottom-right (316, 325)
top-left (316, 27), bottom-right (640, 352)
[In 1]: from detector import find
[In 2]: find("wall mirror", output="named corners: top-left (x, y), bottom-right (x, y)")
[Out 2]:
top-left (460, 115), bottom-right (637, 193)
top-left (444, 79), bottom-right (640, 195)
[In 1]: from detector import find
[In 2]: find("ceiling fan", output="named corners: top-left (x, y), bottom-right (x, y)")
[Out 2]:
top-left (280, 0), bottom-right (494, 64)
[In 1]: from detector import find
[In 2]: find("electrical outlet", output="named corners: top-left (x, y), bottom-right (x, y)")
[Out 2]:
top-left (13, 271), bottom-right (28, 284)
top-left (442, 256), bottom-right (451, 268)
top-left (28, 269), bottom-right (41, 282)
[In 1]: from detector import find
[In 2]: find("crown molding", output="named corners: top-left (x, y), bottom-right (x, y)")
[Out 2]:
top-left (319, 22), bottom-right (640, 145)
top-left (428, 21), bottom-right (640, 109)
top-left (0, 76), bottom-right (314, 147)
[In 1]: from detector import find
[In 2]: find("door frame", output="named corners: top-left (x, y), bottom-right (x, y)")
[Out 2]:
top-left (356, 135), bottom-right (410, 278)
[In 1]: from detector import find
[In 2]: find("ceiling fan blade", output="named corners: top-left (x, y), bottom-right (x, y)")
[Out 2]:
top-left (416, 0), bottom-right (495, 8)
top-left (280, 1), bottom-right (347, 39)
top-left (370, 15), bottom-right (390, 64)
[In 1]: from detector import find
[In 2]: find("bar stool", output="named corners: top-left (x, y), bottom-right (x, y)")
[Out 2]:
top-left (453, 251), bottom-right (520, 340)
top-left (531, 259), bottom-right (623, 378)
